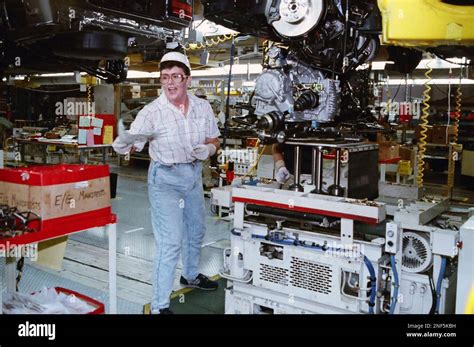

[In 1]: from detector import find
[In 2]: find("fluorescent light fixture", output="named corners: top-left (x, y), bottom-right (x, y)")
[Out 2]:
top-left (370, 62), bottom-right (387, 70)
top-left (380, 78), bottom-right (474, 85)
top-left (192, 64), bottom-right (263, 78)
top-left (242, 81), bottom-right (256, 87)
top-left (366, 58), bottom-right (471, 71)
top-left (36, 72), bottom-right (76, 77)
top-left (126, 70), bottom-right (160, 79)
top-left (31, 72), bottom-right (88, 78)
top-left (417, 58), bottom-right (469, 70)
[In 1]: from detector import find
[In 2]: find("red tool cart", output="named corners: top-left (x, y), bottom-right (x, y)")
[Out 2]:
top-left (0, 164), bottom-right (117, 314)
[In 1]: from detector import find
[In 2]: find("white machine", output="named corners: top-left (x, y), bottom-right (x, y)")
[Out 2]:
top-left (212, 184), bottom-right (472, 314)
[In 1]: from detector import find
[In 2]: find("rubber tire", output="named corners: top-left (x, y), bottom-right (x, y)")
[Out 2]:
top-left (53, 31), bottom-right (128, 60)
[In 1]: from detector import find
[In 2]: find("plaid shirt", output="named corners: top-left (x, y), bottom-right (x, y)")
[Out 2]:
top-left (113, 93), bottom-right (220, 165)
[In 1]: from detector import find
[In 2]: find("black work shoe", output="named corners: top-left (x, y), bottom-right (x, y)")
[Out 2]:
top-left (158, 308), bottom-right (173, 315)
top-left (180, 273), bottom-right (218, 291)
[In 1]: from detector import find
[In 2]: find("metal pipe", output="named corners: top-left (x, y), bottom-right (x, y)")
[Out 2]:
top-left (311, 146), bottom-right (324, 194)
top-left (328, 148), bottom-right (345, 196)
top-left (317, 146), bottom-right (324, 192)
top-left (290, 146), bottom-right (304, 192)
top-left (311, 147), bottom-right (317, 186)
top-left (246, 204), bottom-right (330, 223)
top-left (335, 148), bottom-right (341, 186)
top-left (294, 146), bottom-right (301, 183)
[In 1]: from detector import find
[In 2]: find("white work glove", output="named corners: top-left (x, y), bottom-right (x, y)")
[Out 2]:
top-left (112, 140), bottom-right (132, 155)
top-left (275, 159), bottom-right (291, 183)
top-left (191, 143), bottom-right (217, 161)
top-left (117, 118), bottom-right (156, 144)
top-left (118, 118), bottom-right (127, 138)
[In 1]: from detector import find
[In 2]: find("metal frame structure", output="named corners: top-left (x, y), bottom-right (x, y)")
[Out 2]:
top-left (1, 222), bottom-right (117, 314)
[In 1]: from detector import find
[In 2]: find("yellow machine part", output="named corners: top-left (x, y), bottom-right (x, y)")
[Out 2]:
top-left (467, 287), bottom-right (474, 314)
top-left (398, 160), bottom-right (412, 176)
top-left (378, 0), bottom-right (474, 47)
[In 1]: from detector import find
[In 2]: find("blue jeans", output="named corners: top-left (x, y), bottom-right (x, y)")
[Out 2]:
top-left (148, 161), bottom-right (206, 311)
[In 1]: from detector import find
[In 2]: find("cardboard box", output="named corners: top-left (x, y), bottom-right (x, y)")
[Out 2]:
top-left (461, 150), bottom-right (474, 177)
top-left (415, 125), bottom-right (432, 143)
top-left (36, 236), bottom-right (69, 271)
top-left (431, 125), bottom-right (456, 144)
top-left (123, 89), bottom-right (159, 99)
top-left (376, 132), bottom-right (395, 144)
top-left (399, 145), bottom-right (416, 165)
top-left (379, 143), bottom-right (400, 161)
top-left (0, 164), bottom-right (111, 233)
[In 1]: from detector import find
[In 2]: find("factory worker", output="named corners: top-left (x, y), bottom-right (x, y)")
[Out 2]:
top-left (113, 51), bottom-right (221, 314)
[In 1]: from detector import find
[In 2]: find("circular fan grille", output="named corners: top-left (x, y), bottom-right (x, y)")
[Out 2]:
top-left (402, 232), bottom-right (433, 273)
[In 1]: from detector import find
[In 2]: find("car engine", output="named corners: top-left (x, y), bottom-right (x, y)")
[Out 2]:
top-left (203, 0), bottom-right (388, 142)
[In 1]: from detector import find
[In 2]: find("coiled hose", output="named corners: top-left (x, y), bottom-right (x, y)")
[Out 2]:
top-left (184, 33), bottom-right (239, 52)
top-left (447, 78), bottom-right (462, 190)
top-left (453, 83), bottom-right (462, 144)
top-left (87, 83), bottom-right (94, 117)
top-left (416, 61), bottom-right (433, 187)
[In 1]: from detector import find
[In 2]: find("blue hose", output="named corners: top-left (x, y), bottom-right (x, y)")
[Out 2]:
top-left (364, 256), bottom-right (377, 314)
top-left (389, 255), bottom-right (399, 314)
top-left (435, 257), bottom-right (447, 314)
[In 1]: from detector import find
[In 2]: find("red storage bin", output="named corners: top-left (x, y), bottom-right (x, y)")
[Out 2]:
top-left (0, 164), bottom-right (113, 240)
top-left (54, 287), bottom-right (105, 314)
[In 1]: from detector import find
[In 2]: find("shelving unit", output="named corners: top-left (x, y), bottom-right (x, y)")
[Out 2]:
top-left (422, 143), bottom-right (462, 198)
top-left (14, 139), bottom-right (112, 165)
top-left (0, 217), bottom-right (118, 314)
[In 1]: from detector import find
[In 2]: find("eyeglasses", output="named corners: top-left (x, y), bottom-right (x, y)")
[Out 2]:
top-left (160, 73), bottom-right (188, 84)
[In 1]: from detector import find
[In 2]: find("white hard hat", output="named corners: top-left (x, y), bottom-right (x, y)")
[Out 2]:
top-left (160, 52), bottom-right (191, 71)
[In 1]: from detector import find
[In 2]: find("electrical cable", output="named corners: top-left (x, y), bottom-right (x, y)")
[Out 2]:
top-left (342, 0), bottom-right (350, 73)
top-left (429, 275), bottom-right (437, 314)
top-left (223, 38), bottom-right (236, 149)
top-left (391, 82), bottom-right (402, 101)
top-left (364, 256), bottom-right (377, 314)
top-left (16, 256), bottom-right (25, 292)
top-left (389, 255), bottom-right (399, 314)
top-left (447, 70), bottom-right (456, 190)
top-left (432, 83), bottom-right (449, 96)
top-left (434, 53), bottom-right (473, 67)
top-left (435, 257), bottom-right (447, 314)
